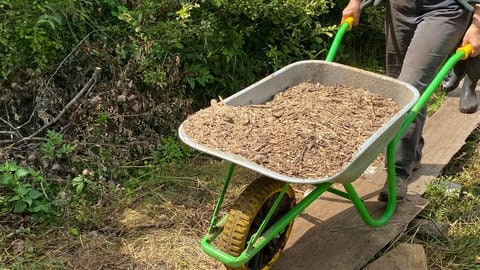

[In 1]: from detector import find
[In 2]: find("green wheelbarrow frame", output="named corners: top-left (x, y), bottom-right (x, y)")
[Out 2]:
top-left (194, 19), bottom-right (472, 268)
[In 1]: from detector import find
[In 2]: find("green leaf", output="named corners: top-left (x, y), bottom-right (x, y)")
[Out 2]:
top-left (31, 205), bottom-right (44, 212)
top-left (14, 185), bottom-right (31, 196)
top-left (46, 130), bottom-right (63, 144)
top-left (37, 15), bottom-right (55, 30)
top-left (8, 195), bottom-right (21, 202)
top-left (75, 182), bottom-right (85, 195)
top-left (32, 203), bottom-right (51, 213)
top-left (69, 227), bottom-right (80, 237)
top-left (186, 77), bottom-right (195, 89)
top-left (0, 173), bottom-right (14, 186)
top-left (1, 161), bottom-right (18, 172)
top-left (52, 13), bottom-right (63, 26)
top-left (28, 189), bottom-right (43, 200)
top-left (0, 37), bottom-right (7, 46)
top-left (29, 169), bottom-right (44, 182)
top-left (15, 168), bottom-right (30, 179)
top-left (13, 200), bottom-right (27, 213)
top-left (44, 2), bottom-right (58, 12)
top-left (24, 197), bottom-right (33, 206)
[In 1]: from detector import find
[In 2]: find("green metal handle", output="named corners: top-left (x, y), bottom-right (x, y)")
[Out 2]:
top-left (409, 45), bottom-right (472, 118)
top-left (325, 17), bottom-right (354, 62)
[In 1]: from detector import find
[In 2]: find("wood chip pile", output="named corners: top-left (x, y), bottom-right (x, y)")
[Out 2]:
top-left (181, 82), bottom-right (401, 180)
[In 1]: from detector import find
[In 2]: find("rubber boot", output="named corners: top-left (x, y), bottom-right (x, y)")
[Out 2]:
top-left (459, 81), bottom-right (477, 113)
top-left (459, 58), bottom-right (480, 114)
top-left (442, 60), bottom-right (466, 92)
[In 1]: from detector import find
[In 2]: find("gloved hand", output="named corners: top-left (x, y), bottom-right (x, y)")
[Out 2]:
top-left (360, 0), bottom-right (383, 10)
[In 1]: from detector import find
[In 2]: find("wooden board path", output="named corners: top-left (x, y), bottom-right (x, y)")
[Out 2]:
top-left (272, 87), bottom-right (480, 270)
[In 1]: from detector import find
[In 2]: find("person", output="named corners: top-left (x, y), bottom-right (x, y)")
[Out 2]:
top-left (341, 0), bottom-right (480, 202)
top-left (441, 56), bottom-right (480, 113)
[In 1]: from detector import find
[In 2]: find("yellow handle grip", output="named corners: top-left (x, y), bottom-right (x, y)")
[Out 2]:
top-left (456, 44), bottom-right (472, 60)
top-left (341, 17), bottom-right (355, 31)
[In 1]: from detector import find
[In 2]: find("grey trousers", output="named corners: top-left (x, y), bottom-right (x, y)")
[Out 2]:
top-left (385, 0), bottom-right (471, 177)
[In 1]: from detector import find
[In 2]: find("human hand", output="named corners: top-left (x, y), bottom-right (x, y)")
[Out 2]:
top-left (463, 5), bottom-right (480, 57)
top-left (342, 0), bottom-right (362, 26)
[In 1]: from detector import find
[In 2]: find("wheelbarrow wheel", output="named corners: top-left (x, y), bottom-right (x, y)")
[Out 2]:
top-left (218, 176), bottom-right (296, 270)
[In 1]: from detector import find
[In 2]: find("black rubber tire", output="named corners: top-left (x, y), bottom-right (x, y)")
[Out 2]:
top-left (218, 176), bottom-right (296, 270)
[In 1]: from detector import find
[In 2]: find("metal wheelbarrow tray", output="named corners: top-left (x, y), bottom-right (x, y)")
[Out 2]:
top-left (179, 60), bottom-right (419, 184)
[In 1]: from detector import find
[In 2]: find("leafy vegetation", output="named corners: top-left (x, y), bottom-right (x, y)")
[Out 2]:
top-left (40, 130), bottom-right (76, 160)
top-left (0, 161), bottom-right (56, 223)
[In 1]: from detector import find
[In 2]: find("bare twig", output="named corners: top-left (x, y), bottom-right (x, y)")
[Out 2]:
top-left (13, 67), bottom-right (102, 146)
top-left (17, 31), bottom-right (97, 130)
top-left (245, 104), bottom-right (271, 108)
top-left (0, 117), bottom-right (23, 139)
top-left (47, 31), bottom-right (98, 88)
top-left (254, 141), bottom-right (269, 152)
top-left (1, 137), bottom-right (44, 145)
top-left (0, 131), bottom-right (16, 135)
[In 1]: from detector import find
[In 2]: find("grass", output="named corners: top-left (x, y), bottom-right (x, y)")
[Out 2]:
top-left (412, 128), bottom-right (480, 269)
top-left (0, 155), bottom-right (258, 269)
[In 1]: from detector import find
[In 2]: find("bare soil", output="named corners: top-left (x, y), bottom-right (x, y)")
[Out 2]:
top-left (182, 82), bottom-right (400, 179)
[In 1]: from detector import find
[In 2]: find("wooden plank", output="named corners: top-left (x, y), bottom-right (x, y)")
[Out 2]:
top-left (272, 88), bottom-right (480, 270)
top-left (273, 191), bottom-right (428, 270)
top-left (363, 243), bottom-right (428, 270)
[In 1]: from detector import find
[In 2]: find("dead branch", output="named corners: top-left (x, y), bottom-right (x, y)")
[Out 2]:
top-left (11, 67), bottom-right (102, 146)
top-left (16, 31), bottom-right (98, 131)
top-left (0, 118), bottom-right (23, 139)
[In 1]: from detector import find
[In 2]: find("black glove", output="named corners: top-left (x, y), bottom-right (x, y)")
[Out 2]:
top-left (360, 0), bottom-right (383, 10)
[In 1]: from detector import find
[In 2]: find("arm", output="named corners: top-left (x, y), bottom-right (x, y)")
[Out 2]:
top-left (463, 4), bottom-right (480, 57)
top-left (342, 0), bottom-right (362, 26)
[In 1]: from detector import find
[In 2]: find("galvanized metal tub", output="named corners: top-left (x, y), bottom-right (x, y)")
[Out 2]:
top-left (178, 60), bottom-right (419, 184)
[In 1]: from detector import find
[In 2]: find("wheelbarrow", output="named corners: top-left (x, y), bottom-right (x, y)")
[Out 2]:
top-left (177, 15), bottom-right (473, 270)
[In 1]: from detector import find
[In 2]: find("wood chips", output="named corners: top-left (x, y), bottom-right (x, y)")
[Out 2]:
top-left (181, 82), bottom-right (400, 180)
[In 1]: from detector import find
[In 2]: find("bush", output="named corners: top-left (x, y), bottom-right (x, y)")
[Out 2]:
top-left (111, 0), bottom-right (338, 109)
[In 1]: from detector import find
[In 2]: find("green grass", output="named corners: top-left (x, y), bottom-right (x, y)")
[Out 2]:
top-left (404, 128), bottom-right (480, 269)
